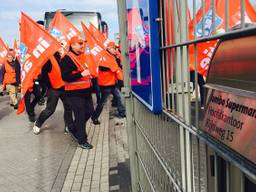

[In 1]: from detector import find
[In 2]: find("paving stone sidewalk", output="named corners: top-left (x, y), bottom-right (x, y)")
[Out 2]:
top-left (61, 103), bottom-right (131, 192)
top-left (0, 94), bottom-right (131, 192)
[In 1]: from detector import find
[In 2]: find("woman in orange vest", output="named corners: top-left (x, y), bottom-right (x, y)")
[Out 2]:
top-left (32, 51), bottom-right (72, 135)
top-left (60, 36), bottom-right (97, 150)
top-left (3, 49), bottom-right (18, 109)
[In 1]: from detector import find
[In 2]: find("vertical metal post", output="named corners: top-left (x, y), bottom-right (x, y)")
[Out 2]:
top-left (117, 1), bottom-right (139, 192)
top-left (202, 0), bottom-right (205, 37)
top-left (241, 173), bottom-right (245, 192)
top-left (166, 0), bottom-right (172, 110)
top-left (212, 0), bottom-right (216, 35)
top-left (241, 0), bottom-right (245, 28)
top-left (225, 0), bottom-right (229, 32)
top-left (181, 1), bottom-right (193, 191)
top-left (226, 162), bottom-right (230, 192)
top-left (172, 0), bottom-right (187, 191)
top-left (193, 0), bottom-right (199, 127)
top-left (214, 153), bottom-right (218, 192)
top-left (161, 0), bottom-right (167, 109)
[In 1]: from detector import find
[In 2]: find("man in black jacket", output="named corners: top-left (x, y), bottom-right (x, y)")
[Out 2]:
top-left (60, 36), bottom-right (94, 150)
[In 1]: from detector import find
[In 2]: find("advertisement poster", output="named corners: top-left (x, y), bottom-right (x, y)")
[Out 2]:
top-left (126, 0), bottom-right (162, 113)
top-left (203, 89), bottom-right (256, 163)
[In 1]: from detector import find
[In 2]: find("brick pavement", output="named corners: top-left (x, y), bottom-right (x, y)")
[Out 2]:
top-left (61, 103), bottom-right (131, 192)
top-left (0, 95), bottom-right (77, 192)
top-left (0, 94), bottom-right (131, 192)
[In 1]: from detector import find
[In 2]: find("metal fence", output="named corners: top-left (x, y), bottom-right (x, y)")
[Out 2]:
top-left (117, 0), bottom-right (256, 192)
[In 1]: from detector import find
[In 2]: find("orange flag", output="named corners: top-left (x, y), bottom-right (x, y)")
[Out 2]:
top-left (82, 22), bottom-right (119, 72)
top-left (13, 39), bottom-right (20, 61)
top-left (17, 12), bottom-right (61, 114)
top-left (48, 11), bottom-right (82, 51)
top-left (89, 23), bottom-right (111, 49)
top-left (0, 37), bottom-right (8, 65)
top-left (188, 0), bottom-right (256, 76)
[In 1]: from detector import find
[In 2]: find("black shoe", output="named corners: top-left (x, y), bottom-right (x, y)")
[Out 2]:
top-left (92, 119), bottom-right (100, 125)
top-left (10, 104), bottom-right (14, 107)
top-left (0, 92), bottom-right (3, 96)
top-left (80, 142), bottom-right (93, 150)
top-left (13, 104), bottom-right (18, 110)
top-left (28, 115), bottom-right (36, 122)
top-left (115, 114), bottom-right (126, 118)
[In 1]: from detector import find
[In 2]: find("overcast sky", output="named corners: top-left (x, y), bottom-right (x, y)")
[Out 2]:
top-left (0, 0), bottom-right (119, 46)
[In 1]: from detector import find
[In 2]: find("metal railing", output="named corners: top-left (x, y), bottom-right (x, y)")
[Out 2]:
top-left (117, 0), bottom-right (256, 192)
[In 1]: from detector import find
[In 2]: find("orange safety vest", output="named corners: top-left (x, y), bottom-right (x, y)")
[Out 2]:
top-left (3, 62), bottom-right (16, 85)
top-left (64, 52), bottom-right (92, 91)
top-left (97, 67), bottom-right (123, 86)
top-left (48, 56), bottom-right (65, 89)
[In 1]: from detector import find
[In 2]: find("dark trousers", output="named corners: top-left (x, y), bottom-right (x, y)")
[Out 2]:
top-left (35, 88), bottom-right (72, 128)
top-left (91, 86), bottom-right (126, 120)
top-left (190, 71), bottom-right (205, 105)
top-left (68, 95), bottom-right (94, 144)
top-left (92, 78), bottom-right (101, 104)
top-left (24, 84), bottom-right (42, 116)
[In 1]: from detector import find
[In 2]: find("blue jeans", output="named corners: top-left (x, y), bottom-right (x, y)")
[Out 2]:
top-left (91, 86), bottom-right (126, 120)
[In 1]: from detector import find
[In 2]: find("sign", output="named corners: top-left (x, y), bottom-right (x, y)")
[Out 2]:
top-left (126, 0), bottom-right (162, 113)
top-left (203, 89), bottom-right (256, 163)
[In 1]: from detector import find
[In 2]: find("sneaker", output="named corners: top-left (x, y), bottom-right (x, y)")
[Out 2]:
top-left (33, 123), bottom-right (41, 135)
top-left (0, 92), bottom-right (3, 96)
top-left (64, 126), bottom-right (69, 134)
top-left (79, 142), bottom-right (93, 150)
top-left (92, 119), bottom-right (101, 125)
top-left (13, 104), bottom-right (18, 110)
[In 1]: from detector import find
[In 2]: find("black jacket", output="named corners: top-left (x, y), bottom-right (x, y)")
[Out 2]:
top-left (60, 50), bottom-right (92, 96)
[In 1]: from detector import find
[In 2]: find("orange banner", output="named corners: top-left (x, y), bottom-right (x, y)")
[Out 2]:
top-left (82, 22), bottom-right (119, 72)
top-left (89, 23), bottom-right (111, 49)
top-left (48, 11), bottom-right (82, 51)
top-left (188, 0), bottom-right (256, 76)
top-left (0, 37), bottom-right (8, 65)
top-left (13, 39), bottom-right (20, 61)
top-left (18, 12), bottom-right (61, 114)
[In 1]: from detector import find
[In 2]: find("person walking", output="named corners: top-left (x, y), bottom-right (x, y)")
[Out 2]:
top-left (3, 49), bottom-right (18, 109)
top-left (14, 57), bottom-right (42, 122)
top-left (91, 43), bottom-right (126, 125)
top-left (60, 36), bottom-right (97, 150)
top-left (32, 52), bottom-right (72, 134)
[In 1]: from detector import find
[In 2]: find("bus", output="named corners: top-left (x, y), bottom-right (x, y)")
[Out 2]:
top-left (44, 11), bottom-right (108, 36)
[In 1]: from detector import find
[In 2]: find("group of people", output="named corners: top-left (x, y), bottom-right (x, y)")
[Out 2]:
top-left (0, 21), bottom-right (126, 150)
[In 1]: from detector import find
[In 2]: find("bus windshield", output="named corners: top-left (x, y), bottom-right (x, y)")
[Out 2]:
top-left (44, 11), bottom-right (102, 32)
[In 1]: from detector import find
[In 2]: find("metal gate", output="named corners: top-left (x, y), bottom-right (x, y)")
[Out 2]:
top-left (117, 0), bottom-right (256, 191)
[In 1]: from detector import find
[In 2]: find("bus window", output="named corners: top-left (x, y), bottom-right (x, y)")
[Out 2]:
top-left (44, 11), bottom-right (102, 33)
